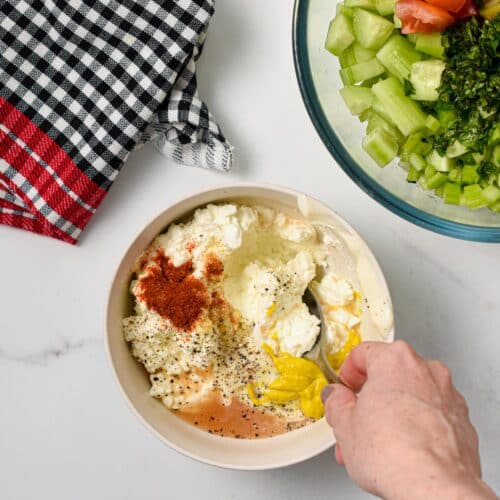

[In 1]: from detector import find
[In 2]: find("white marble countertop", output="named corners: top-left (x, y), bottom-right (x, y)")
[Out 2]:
top-left (1, 1), bottom-right (499, 499)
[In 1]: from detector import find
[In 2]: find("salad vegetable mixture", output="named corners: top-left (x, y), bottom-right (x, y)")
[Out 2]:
top-left (325, 0), bottom-right (500, 211)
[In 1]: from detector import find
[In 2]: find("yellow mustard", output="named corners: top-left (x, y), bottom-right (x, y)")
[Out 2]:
top-left (327, 329), bottom-right (361, 372)
top-left (247, 343), bottom-right (328, 420)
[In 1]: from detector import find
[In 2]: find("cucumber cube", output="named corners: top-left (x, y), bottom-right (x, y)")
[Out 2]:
top-left (340, 86), bottom-right (374, 115)
top-left (393, 13), bottom-right (402, 28)
top-left (424, 165), bottom-right (437, 179)
top-left (427, 172), bottom-right (448, 189)
top-left (372, 96), bottom-right (397, 126)
top-left (489, 200), bottom-right (500, 213)
top-left (426, 149), bottom-right (454, 172)
top-left (406, 166), bottom-right (421, 182)
top-left (437, 108), bottom-right (457, 126)
top-left (425, 115), bottom-right (441, 134)
top-left (372, 78), bottom-right (427, 136)
top-left (339, 47), bottom-right (357, 68)
top-left (362, 128), bottom-right (399, 166)
top-left (345, 0), bottom-right (377, 10)
top-left (376, 35), bottom-right (422, 81)
top-left (376, 0), bottom-right (396, 15)
top-left (446, 140), bottom-right (468, 158)
top-left (415, 33), bottom-right (444, 59)
top-left (325, 14), bottom-right (355, 56)
top-left (434, 185), bottom-right (445, 197)
top-left (448, 167), bottom-right (462, 184)
top-left (358, 109), bottom-right (372, 122)
top-left (339, 58), bottom-right (385, 85)
top-left (409, 152), bottom-right (426, 171)
top-left (481, 185), bottom-right (500, 204)
top-left (367, 112), bottom-right (404, 144)
top-left (490, 123), bottom-right (500, 145)
top-left (443, 182), bottom-right (461, 204)
top-left (493, 145), bottom-right (500, 166)
top-left (353, 9), bottom-right (394, 50)
top-left (402, 133), bottom-right (432, 155)
top-left (463, 184), bottom-right (488, 209)
top-left (462, 165), bottom-right (480, 185)
top-left (353, 43), bottom-right (377, 62)
top-left (410, 60), bottom-right (445, 101)
top-left (336, 4), bottom-right (355, 17)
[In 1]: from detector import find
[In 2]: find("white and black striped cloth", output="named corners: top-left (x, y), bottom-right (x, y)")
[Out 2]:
top-left (0, 0), bottom-right (231, 244)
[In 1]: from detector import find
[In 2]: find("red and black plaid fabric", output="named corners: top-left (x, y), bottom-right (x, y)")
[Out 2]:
top-left (0, 0), bottom-right (231, 244)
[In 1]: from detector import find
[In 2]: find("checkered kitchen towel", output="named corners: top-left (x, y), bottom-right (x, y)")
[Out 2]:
top-left (0, 0), bottom-right (232, 244)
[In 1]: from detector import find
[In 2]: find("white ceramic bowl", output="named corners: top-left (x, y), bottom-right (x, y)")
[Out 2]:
top-left (105, 183), bottom-right (394, 470)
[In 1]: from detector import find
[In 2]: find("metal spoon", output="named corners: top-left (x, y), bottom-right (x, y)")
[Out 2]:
top-left (303, 288), bottom-right (342, 384)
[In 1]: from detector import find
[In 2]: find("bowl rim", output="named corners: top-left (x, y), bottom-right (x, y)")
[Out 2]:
top-left (292, 0), bottom-right (500, 243)
top-left (104, 182), bottom-right (394, 469)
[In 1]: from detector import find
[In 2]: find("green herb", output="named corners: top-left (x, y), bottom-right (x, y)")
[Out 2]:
top-left (403, 78), bottom-right (415, 96)
top-left (478, 160), bottom-right (500, 178)
top-left (436, 16), bottom-right (500, 153)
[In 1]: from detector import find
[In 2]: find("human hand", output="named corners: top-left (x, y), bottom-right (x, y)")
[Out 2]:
top-left (321, 341), bottom-right (497, 500)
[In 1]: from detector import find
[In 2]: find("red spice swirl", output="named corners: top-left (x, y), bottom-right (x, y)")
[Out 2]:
top-left (137, 252), bottom-right (209, 331)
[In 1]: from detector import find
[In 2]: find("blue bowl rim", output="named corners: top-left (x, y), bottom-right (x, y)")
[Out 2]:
top-left (292, 0), bottom-right (500, 243)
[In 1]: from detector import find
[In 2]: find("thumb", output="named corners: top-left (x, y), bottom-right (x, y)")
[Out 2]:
top-left (322, 384), bottom-right (357, 433)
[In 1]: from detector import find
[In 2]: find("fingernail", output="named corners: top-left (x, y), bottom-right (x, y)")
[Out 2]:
top-left (321, 384), bottom-right (336, 404)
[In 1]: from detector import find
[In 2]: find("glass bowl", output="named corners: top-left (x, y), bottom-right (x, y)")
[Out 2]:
top-left (292, 0), bottom-right (500, 242)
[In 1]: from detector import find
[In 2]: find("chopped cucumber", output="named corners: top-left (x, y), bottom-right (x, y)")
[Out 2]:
top-left (490, 123), bottom-right (500, 145)
top-left (353, 9), bottom-right (394, 50)
top-left (481, 185), bottom-right (500, 205)
top-left (410, 60), bottom-right (445, 101)
top-left (325, 13), bottom-right (355, 56)
top-left (402, 133), bottom-right (433, 156)
top-left (407, 166), bottom-right (421, 182)
top-left (427, 172), bottom-right (448, 189)
top-left (376, 35), bottom-right (422, 82)
top-left (372, 77), bottom-right (427, 136)
top-left (325, 1), bottom-right (500, 212)
top-left (425, 115), bottom-right (441, 134)
top-left (358, 109), bottom-right (372, 122)
top-left (424, 164), bottom-right (436, 180)
top-left (409, 152), bottom-right (426, 171)
top-left (463, 184), bottom-right (488, 209)
top-left (415, 33), bottom-right (444, 59)
top-left (493, 145), bottom-right (500, 166)
top-left (437, 108), bottom-right (456, 127)
top-left (340, 58), bottom-right (385, 84)
top-left (434, 185), bottom-right (445, 198)
top-left (443, 182), bottom-right (461, 204)
top-left (426, 149), bottom-right (454, 172)
top-left (446, 140), bottom-right (468, 158)
top-left (339, 47), bottom-right (357, 68)
top-left (448, 167), bottom-right (462, 184)
top-left (367, 112), bottom-right (404, 144)
top-left (345, 0), bottom-right (377, 9)
top-left (353, 43), bottom-right (376, 62)
top-left (336, 4), bottom-right (355, 17)
top-left (372, 96), bottom-right (397, 126)
top-left (362, 128), bottom-right (399, 166)
top-left (462, 164), bottom-right (480, 185)
top-left (376, 0), bottom-right (396, 15)
top-left (340, 86), bottom-right (374, 115)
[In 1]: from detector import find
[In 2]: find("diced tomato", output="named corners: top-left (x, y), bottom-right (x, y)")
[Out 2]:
top-left (397, 0), bottom-right (455, 33)
top-left (404, 19), bottom-right (437, 32)
top-left (455, 0), bottom-right (479, 18)
top-left (424, 0), bottom-right (466, 13)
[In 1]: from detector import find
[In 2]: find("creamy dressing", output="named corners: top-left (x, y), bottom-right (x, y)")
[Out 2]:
top-left (123, 201), bottom-right (393, 438)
